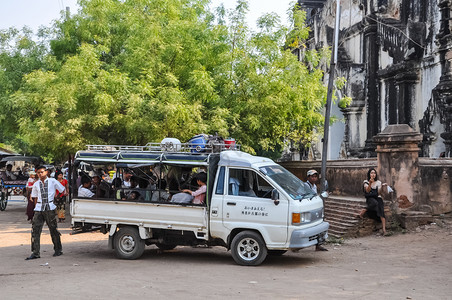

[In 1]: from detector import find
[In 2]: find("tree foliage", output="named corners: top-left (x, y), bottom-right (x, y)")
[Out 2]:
top-left (0, 0), bottom-right (333, 162)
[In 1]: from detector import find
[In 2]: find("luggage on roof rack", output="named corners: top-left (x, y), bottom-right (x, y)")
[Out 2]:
top-left (86, 141), bottom-right (239, 153)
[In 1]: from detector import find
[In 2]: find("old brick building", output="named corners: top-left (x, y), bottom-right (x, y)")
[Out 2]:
top-left (297, 0), bottom-right (452, 159)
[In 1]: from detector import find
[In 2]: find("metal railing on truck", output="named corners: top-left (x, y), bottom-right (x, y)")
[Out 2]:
top-left (86, 141), bottom-right (240, 153)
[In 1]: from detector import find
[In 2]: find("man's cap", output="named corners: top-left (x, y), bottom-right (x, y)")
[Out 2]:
top-left (307, 169), bottom-right (318, 176)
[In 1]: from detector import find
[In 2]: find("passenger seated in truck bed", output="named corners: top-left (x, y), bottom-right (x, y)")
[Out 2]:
top-left (78, 176), bottom-right (94, 198)
top-left (151, 179), bottom-right (170, 202)
top-left (178, 172), bottom-right (207, 205)
top-left (127, 191), bottom-right (142, 201)
top-left (112, 178), bottom-right (126, 200)
top-left (92, 175), bottom-right (110, 198)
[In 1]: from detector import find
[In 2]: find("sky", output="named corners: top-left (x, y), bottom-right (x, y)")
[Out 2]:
top-left (0, 0), bottom-right (296, 33)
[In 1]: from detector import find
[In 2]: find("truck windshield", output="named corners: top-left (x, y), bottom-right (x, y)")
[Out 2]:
top-left (259, 165), bottom-right (316, 200)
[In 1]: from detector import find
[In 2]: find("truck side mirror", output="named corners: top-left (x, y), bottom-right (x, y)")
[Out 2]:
top-left (271, 189), bottom-right (280, 206)
top-left (321, 191), bottom-right (329, 198)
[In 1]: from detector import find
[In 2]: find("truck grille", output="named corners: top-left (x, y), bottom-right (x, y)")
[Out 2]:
top-left (310, 207), bottom-right (324, 223)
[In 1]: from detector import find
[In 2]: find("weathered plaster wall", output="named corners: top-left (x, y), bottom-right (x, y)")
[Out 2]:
top-left (281, 157), bottom-right (452, 215)
top-left (298, 0), bottom-right (451, 159)
top-left (280, 158), bottom-right (377, 197)
top-left (419, 159), bottom-right (452, 214)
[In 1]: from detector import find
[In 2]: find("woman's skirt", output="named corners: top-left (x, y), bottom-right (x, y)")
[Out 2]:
top-left (365, 196), bottom-right (385, 221)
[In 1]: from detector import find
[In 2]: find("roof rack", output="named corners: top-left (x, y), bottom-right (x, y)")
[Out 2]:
top-left (86, 142), bottom-right (240, 153)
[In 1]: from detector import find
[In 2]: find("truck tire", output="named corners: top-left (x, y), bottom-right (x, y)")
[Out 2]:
top-left (0, 191), bottom-right (7, 211)
top-left (231, 231), bottom-right (267, 266)
top-left (155, 243), bottom-right (177, 251)
top-left (113, 227), bottom-right (145, 260)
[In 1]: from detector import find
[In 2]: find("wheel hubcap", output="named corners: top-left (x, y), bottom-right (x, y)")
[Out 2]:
top-left (120, 235), bottom-right (135, 253)
top-left (238, 238), bottom-right (259, 261)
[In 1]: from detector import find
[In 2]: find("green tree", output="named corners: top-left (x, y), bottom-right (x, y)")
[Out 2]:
top-left (0, 27), bottom-right (50, 152)
top-left (1, 0), bottom-right (335, 161)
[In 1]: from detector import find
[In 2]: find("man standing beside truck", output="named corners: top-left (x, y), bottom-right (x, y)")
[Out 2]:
top-left (306, 169), bottom-right (329, 252)
top-left (25, 166), bottom-right (65, 260)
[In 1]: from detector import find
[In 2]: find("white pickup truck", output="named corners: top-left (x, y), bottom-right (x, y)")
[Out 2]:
top-left (70, 143), bottom-right (329, 266)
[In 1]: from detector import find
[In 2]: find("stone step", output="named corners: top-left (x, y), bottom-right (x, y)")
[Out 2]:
top-left (326, 195), bottom-right (366, 204)
top-left (325, 215), bottom-right (360, 226)
top-left (326, 221), bottom-right (358, 232)
top-left (327, 229), bottom-right (347, 238)
top-left (323, 195), bottom-right (388, 238)
top-left (325, 205), bottom-right (365, 213)
top-left (325, 203), bottom-right (366, 211)
top-left (325, 207), bottom-right (362, 218)
top-left (325, 197), bottom-right (366, 208)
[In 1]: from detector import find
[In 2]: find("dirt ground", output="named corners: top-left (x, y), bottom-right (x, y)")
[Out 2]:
top-left (1, 198), bottom-right (451, 300)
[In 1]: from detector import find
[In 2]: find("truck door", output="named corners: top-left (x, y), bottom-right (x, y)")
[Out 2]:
top-left (222, 167), bottom-right (289, 246)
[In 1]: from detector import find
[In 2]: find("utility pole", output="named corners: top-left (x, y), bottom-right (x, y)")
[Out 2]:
top-left (321, 0), bottom-right (341, 192)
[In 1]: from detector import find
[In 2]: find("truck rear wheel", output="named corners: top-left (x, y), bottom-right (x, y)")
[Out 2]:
top-left (231, 231), bottom-right (267, 266)
top-left (114, 227), bottom-right (145, 260)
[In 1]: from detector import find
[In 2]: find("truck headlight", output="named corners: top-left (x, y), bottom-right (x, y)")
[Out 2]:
top-left (292, 212), bottom-right (311, 225)
top-left (300, 212), bottom-right (311, 223)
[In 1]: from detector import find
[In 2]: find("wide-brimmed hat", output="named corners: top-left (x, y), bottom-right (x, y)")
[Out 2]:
top-left (307, 169), bottom-right (318, 176)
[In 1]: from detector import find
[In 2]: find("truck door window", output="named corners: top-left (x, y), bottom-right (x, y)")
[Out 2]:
top-left (215, 166), bottom-right (225, 195)
top-left (228, 168), bottom-right (273, 198)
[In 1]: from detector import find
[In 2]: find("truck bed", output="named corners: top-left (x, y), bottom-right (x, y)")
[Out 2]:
top-left (71, 199), bottom-right (209, 239)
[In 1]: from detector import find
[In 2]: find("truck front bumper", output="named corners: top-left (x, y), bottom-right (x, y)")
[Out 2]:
top-left (289, 221), bottom-right (329, 249)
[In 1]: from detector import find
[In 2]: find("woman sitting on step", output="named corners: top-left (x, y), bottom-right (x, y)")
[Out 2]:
top-left (359, 168), bottom-right (389, 236)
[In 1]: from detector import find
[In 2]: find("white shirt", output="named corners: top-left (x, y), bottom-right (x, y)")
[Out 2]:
top-left (122, 180), bottom-right (131, 188)
top-left (31, 177), bottom-right (65, 211)
top-left (78, 186), bottom-right (94, 198)
top-left (306, 181), bottom-right (318, 194)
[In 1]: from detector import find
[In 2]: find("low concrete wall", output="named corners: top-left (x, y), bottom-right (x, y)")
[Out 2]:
top-left (280, 159), bottom-right (377, 197)
top-left (280, 158), bottom-right (452, 215)
top-left (418, 158), bottom-right (452, 215)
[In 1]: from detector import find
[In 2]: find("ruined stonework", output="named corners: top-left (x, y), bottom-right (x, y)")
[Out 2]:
top-left (373, 124), bottom-right (422, 209)
top-left (298, 0), bottom-right (452, 158)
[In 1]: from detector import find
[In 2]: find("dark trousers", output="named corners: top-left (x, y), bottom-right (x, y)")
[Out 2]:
top-left (31, 209), bottom-right (62, 256)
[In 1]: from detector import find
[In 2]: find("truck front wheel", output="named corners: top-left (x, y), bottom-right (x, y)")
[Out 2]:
top-left (114, 227), bottom-right (145, 260)
top-left (231, 231), bottom-right (267, 266)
